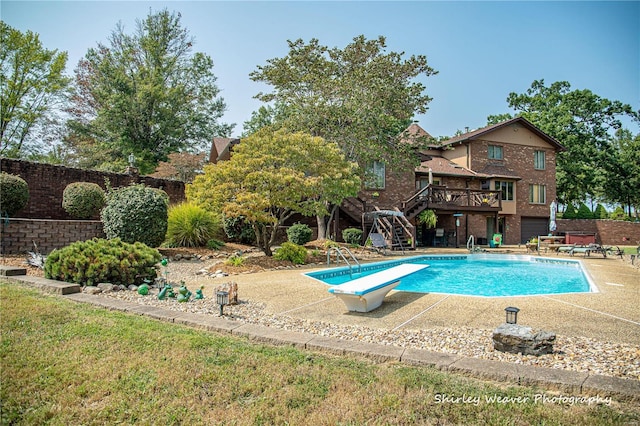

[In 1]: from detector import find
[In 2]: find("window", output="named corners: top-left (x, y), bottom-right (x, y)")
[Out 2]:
top-left (488, 145), bottom-right (503, 160)
top-left (529, 184), bottom-right (546, 204)
top-left (417, 177), bottom-right (440, 189)
top-left (366, 161), bottom-right (385, 189)
top-left (494, 181), bottom-right (514, 201)
top-left (534, 151), bottom-right (546, 170)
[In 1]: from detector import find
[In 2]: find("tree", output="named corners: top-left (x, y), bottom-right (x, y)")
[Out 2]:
top-left (1, 22), bottom-right (70, 158)
top-left (492, 80), bottom-right (638, 206)
top-left (249, 35), bottom-right (437, 174)
top-left (149, 152), bottom-right (207, 182)
top-left (66, 9), bottom-right (233, 174)
top-left (601, 129), bottom-right (640, 217)
top-left (187, 129), bottom-right (360, 255)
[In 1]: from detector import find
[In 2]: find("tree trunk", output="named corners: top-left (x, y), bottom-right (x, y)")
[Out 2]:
top-left (316, 215), bottom-right (327, 240)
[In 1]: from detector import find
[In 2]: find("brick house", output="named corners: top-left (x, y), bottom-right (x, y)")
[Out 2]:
top-left (334, 117), bottom-right (565, 248)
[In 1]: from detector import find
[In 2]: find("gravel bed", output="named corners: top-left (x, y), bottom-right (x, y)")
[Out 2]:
top-left (97, 261), bottom-right (640, 381)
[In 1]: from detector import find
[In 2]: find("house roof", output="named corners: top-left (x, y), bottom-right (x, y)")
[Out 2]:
top-left (416, 156), bottom-right (481, 178)
top-left (398, 122), bottom-right (435, 146)
top-left (209, 137), bottom-right (240, 163)
top-left (439, 117), bottom-right (565, 151)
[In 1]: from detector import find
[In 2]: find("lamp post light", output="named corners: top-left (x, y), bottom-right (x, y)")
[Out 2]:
top-left (217, 291), bottom-right (229, 316)
top-left (505, 306), bottom-right (520, 324)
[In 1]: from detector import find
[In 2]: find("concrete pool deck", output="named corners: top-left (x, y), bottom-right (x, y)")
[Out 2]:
top-left (195, 248), bottom-right (640, 346)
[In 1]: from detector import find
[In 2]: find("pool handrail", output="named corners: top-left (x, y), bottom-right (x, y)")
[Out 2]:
top-left (467, 235), bottom-right (475, 252)
top-left (327, 246), bottom-right (361, 277)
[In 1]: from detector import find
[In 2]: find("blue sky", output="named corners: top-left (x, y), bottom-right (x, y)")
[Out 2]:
top-left (2, 1), bottom-right (638, 138)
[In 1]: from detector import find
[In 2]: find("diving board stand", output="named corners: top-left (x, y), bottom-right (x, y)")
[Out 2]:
top-left (328, 264), bottom-right (428, 312)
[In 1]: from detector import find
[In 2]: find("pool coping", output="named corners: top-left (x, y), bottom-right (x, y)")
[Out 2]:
top-left (2, 272), bottom-right (638, 402)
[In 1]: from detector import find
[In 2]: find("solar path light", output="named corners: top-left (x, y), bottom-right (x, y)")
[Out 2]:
top-left (505, 306), bottom-right (520, 324)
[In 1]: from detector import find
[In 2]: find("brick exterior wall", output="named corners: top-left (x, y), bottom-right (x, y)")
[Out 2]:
top-left (468, 139), bottom-right (558, 245)
top-left (0, 218), bottom-right (106, 255)
top-left (557, 219), bottom-right (640, 246)
top-left (0, 158), bottom-right (185, 219)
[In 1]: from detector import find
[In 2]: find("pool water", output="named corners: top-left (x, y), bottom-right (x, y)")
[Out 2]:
top-left (306, 255), bottom-right (596, 297)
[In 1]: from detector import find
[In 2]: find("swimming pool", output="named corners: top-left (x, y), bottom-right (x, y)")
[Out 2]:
top-left (305, 255), bottom-right (597, 297)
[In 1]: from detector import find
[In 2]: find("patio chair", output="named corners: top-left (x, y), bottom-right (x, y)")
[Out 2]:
top-left (571, 243), bottom-right (607, 258)
top-left (605, 246), bottom-right (624, 259)
top-left (369, 233), bottom-right (388, 255)
top-left (433, 228), bottom-right (445, 246)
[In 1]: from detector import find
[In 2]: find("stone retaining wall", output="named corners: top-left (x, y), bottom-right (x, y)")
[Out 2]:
top-left (0, 218), bottom-right (105, 255)
top-left (0, 158), bottom-right (185, 219)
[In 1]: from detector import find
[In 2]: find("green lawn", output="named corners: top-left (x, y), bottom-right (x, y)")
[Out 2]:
top-left (1, 283), bottom-right (638, 425)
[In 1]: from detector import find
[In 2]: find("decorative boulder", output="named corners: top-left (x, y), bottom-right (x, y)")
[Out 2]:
top-left (492, 323), bottom-right (556, 356)
top-left (215, 282), bottom-right (238, 305)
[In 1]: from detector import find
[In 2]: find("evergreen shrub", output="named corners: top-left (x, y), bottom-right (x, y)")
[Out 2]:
top-left (563, 204), bottom-right (577, 219)
top-left (44, 238), bottom-right (161, 286)
top-left (62, 182), bottom-right (106, 219)
top-left (594, 204), bottom-right (608, 219)
top-left (576, 203), bottom-right (594, 219)
top-left (223, 215), bottom-right (255, 244)
top-left (286, 223), bottom-right (313, 245)
top-left (101, 184), bottom-right (168, 247)
top-left (0, 172), bottom-right (29, 217)
top-left (274, 242), bottom-right (308, 265)
top-left (166, 202), bottom-right (220, 247)
top-left (342, 228), bottom-right (363, 245)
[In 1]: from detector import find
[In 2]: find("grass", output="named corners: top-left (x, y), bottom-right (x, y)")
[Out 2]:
top-left (2, 283), bottom-right (639, 425)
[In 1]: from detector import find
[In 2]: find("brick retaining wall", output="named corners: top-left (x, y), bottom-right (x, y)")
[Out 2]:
top-left (557, 219), bottom-right (640, 246)
top-left (0, 218), bottom-right (106, 255)
top-left (0, 158), bottom-right (185, 219)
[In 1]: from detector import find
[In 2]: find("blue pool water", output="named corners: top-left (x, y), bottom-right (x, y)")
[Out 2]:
top-left (306, 255), bottom-right (596, 297)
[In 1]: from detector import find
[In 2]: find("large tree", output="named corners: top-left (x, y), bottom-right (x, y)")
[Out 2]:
top-left (601, 129), bottom-right (640, 217)
top-left (488, 80), bottom-right (639, 206)
top-left (249, 35), bottom-right (437, 172)
top-left (0, 21), bottom-right (70, 158)
top-left (66, 9), bottom-right (233, 174)
top-left (187, 129), bottom-right (360, 255)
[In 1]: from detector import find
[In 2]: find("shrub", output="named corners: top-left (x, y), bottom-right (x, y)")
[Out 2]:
top-left (207, 239), bottom-right (225, 250)
top-left (62, 182), bottom-right (106, 219)
top-left (44, 238), bottom-right (161, 286)
top-left (610, 206), bottom-right (627, 221)
top-left (223, 215), bottom-right (256, 244)
top-left (576, 203), bottom-right (594, 219)
top-left (0, 172), bottom-right (29, 217)
top-left (101, 184), bottom-right (168, 247)
top-left (286, 223), bottom-right (313, 245)
top-left (166, 202), bottom-right (220, 247)
top-left (594, 204), bottom-right (608, 219)
top-left (274, 242), bottom-right (308, 265)
top-left (225, 253), bottom-right (245, 266)
top-left (563, 203), bottom-right (577, 219)
top-left (342, 228), bottom-right (363, 245)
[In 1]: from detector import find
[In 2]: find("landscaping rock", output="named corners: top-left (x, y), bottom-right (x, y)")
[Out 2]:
top-left (215, 282), bottom-right (238, 305)
top-left (492, 323), bottom-right (556, 356)
top-left (83, 286), bottom-right (102, 294)
top-left (97, 283), bottom-right (116, 292)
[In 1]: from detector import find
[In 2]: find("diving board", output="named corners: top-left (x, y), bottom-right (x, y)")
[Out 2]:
top-left (328, 263), bottom-right (428, 312)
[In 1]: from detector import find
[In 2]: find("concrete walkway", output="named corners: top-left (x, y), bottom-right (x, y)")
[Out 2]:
top-left (2, 259), bottom-right (639, 402)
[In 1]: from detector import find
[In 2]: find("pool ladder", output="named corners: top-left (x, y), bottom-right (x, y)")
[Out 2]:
top-left (327, 246), bottom-right (361, 278)
top-left (467, 235), bottom-right (475, 253)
